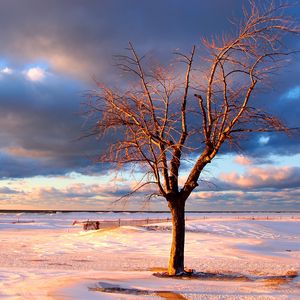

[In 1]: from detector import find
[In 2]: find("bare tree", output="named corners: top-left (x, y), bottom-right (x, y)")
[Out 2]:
top-left (84, 1), bottom-right (299, 275)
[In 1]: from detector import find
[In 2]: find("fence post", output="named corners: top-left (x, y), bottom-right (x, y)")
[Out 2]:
top-left (118, 218), bottom-right (121, 226)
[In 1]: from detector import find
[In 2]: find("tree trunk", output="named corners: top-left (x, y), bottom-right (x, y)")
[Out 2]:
top-left (168, 198), bottom-right (186, 275)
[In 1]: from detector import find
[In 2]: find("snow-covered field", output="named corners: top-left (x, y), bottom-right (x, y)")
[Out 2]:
top-left (0, 212), bottom-right (299, 299)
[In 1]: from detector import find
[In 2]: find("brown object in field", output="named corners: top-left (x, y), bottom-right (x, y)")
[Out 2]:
top-left (83, 221), bottom-right (100, 230)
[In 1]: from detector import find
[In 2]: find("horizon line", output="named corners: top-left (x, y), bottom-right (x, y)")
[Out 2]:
top-left (0, 209), bottom-right (300, 214)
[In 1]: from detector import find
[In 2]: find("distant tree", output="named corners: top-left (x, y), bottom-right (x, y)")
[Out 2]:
top-left (84, 1), bottom-right (299, 275)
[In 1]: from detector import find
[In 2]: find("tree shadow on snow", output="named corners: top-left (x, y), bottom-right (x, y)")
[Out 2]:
top-left (89, 282), bottom-right (188, 300)
top-left (153, 269), bottom-right (298, 287)
top-left (88, 271), bottom-right (298, 300)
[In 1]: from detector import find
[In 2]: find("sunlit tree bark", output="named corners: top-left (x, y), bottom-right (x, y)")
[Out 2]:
top-left (84, 1), bottom-right (299, 275)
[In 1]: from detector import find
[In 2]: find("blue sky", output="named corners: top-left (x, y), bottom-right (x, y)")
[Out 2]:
top-left (0, 0), bottom-right (299, 211)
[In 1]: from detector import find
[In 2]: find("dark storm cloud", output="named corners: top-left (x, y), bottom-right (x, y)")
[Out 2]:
top-left (0, 0), bottom-right (299, 179)
top-left (232, 65), bottom-right (300, 157)
top-left (0, 72), bottom-right (102, 177)
top-left (215, 82), bottom-right (300, 157)
top-left (0, 0), bottom-right (242, 79)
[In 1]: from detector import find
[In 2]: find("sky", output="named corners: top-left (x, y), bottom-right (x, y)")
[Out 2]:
top-left (0, 0), bottom-right (299, 211)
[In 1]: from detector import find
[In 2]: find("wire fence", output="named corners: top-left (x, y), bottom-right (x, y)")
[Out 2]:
top-left (74, 214), bottom-right (300, 230)
top-left (198, 215), bottom-right (300, 220)
top-left (74, 217), bottom-right (173, 230)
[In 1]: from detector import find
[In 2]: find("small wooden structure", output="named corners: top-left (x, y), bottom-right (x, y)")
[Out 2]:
top-left (72, 220), bottom-right (100, 230)
top-left (83, 220), bottom-right (100, 230)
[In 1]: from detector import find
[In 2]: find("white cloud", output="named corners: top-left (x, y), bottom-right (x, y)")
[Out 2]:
top-left (234, 155), bottom-right (253, 165)
top-left (25, 67), bottom-right (46, 81)
top-left (258, 136), bottom-right (270, 145)
top-left (1, 67), bottom-right (13, 74)
top-left (284, 86), bottom-right (300, 100)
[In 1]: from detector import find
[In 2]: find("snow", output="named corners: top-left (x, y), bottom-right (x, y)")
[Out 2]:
top-left (0, 212), bottom-right (299, 299)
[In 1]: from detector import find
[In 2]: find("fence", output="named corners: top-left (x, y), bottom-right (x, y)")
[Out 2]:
top-left (73, 214), bottom-right (300, 230)
top-left (74, 217), bottom-right (174, 230)
top-left (197, 215), bottom-right (300, 220)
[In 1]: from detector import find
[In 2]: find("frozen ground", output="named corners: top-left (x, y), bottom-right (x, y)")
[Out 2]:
top-left (0, 212), bottom-right (299, 299)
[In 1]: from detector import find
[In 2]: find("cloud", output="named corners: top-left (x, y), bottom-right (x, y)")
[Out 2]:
top-left (186, 188), bottom-right (300, 211)
top-left (3, 147), bottom-right (52, 158)
top-left (1, 67), bottom-right (13, 74)
top-left (219, 166), bottom-right (300, 190)
top-left (258, 136), bottom-right (270, 145)
top-left (234, 155), bottom-right (253, 165)
top-left (0, 167), bottom-right (299, 211)
top-left (0, 0), bottom-right (299, 182)
top-left (0, 0), bottom-right (247, 81)
top-left (0, 71), bottom-right (104, 178)
top-left (0, 187), bottom-right (20, 194)
top-left (282, 86), bottom-right (300, 100)
top-left (25, 67), bottom-right (45, 81)
top-left (0, 175), bottom-right (157, 210)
